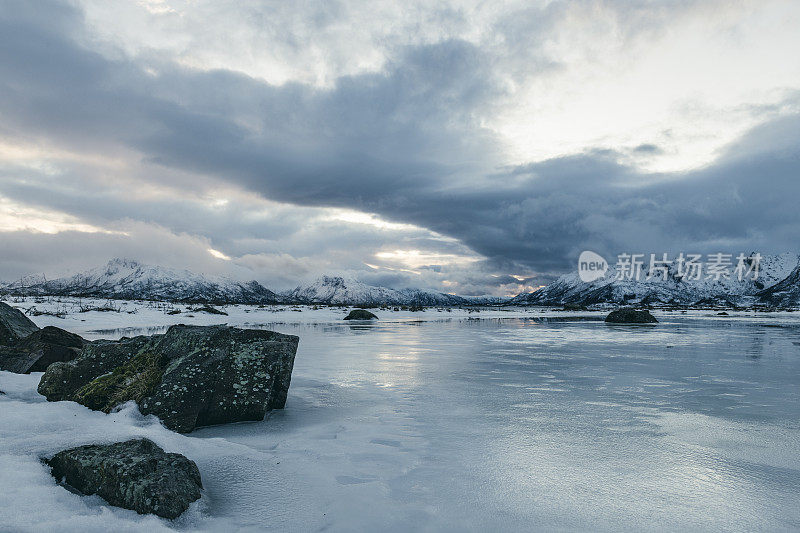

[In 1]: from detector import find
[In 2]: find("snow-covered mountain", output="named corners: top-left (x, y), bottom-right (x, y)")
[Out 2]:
top-left (0, 261), bottom-right (501, 307)
top-left (283, 275), bottom-right (486, 306)
top-left (757, 263), bottom-right (800, 307)
top-left (511, 253), bottom-right (799, 307)
top-left (0, 259), bottom-right (281, 304)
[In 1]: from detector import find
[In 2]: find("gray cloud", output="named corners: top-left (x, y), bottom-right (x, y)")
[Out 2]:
top-left (0, 0), bottom-right (799, 295)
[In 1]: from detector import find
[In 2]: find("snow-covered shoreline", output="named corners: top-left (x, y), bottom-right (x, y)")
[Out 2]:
top-left (3, 308), bottom-right (800, 531)
top-left (4, 296), bottom-right (800, 341)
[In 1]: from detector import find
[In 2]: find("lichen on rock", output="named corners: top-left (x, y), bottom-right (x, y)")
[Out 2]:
top-left (39, 325), bottom-right (299, 433)
top-left (46, 438), bottom-right (202, 519)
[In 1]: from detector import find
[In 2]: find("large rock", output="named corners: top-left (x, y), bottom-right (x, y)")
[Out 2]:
top-left (0, 301), bottom-right (39, 346)
top-left (344, 309), bottom-right (378, 320)
top-left (39, 325), bottom-right (299, 433)
top-left (0, 326), bottom-right (86, 373)
top-left (46, 438), bottom-right (202, 519)
top-left (605, 308), bottom-right (658, 324)
top-left (38, 335), bottom-right (159, 401)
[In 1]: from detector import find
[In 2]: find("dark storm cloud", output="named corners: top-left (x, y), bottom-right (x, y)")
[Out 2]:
top-left (1, 0), bottom-right (799, 285)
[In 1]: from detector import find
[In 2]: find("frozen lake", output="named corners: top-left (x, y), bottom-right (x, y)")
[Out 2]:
top-left (2, 306), bottom-right (800, 531)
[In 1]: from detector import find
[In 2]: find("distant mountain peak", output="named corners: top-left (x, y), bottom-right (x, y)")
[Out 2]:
top-left (318, 275), bottom-right (349, 286)
top-left (284, 274), bottom-right (489, 306)
top-left (107, 257), bottom-right (140, 267)
top-left (1, 259), bottom-right (280, 304)
top-left (103, 257), bottom-right (145, 271)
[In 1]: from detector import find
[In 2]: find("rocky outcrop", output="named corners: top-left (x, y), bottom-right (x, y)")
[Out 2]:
top-left (605, 308), bottom-right (658, 324)
top-left (0, 326), bottom-right (86, 373)
top-left (39, 325), bottom-right (299, 433)
top-left (0, 303), bottom-right (86, 373)
top-left (344, 309), bottom-right (378, 320)
top-left (46, 438), bottom-right (202, 519)
top-left (0, 302), bottom-right (39, 346)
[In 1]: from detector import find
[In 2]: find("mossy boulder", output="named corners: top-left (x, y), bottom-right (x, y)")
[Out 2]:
top-left (73, 350), bottom-right (164, 412)
top-left (0, 326), bottom-right (85, 374)
top-left (344, 309), bottom-right (378, 320)
top-left (39, 325), bottom-right (299, 433)
top-left (46, 438), bottom-right (202, 519)
top-left (0, 302), bottom-right (39, 346)
top-left (38, 335), bottom-right (159, 402)
top-left (136, 325), bottom-right (299, 432)
top-left (605, 308), bottom-right (658, 324)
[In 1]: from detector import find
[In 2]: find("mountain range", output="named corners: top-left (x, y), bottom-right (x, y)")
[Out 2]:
top-left (511, 253), bottom-right (800, 308)
top-left (0, 259), bottom-right (496, 306)
top-left (4, 255), bottom-right (800, 308)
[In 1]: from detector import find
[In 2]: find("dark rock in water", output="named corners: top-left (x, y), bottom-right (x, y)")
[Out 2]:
top-left (38, 335), bottom-right (159, 402)
top-left (344, 309), bottom-right (378, 320)
top-left (717, 311), bottom-right (729, 316)
top-left (562, 303), bottom-right (587, 311)
top-left (605, 308), bottom-right (658, 324)
top-left (0, 326), bottom-right (86, 373)
top-left (0, 302), bottom-right (39, 346)
top-left (46, 438), bottom-right (202, 519)
top-left (39, 325), bottom-right (299, 433)
top-left (191, 306), bottom-right (228, 315)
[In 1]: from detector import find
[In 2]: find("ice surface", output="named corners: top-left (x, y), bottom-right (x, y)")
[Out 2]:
top-left (1, 301), bottom-right (800, 531)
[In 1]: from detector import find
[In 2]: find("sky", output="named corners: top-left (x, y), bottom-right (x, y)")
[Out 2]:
top-left (1, 0), bottom-right (799, 296)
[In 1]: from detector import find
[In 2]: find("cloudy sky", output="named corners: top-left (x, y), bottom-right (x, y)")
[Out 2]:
top-left (1, 0), bottom-right (799, 295)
